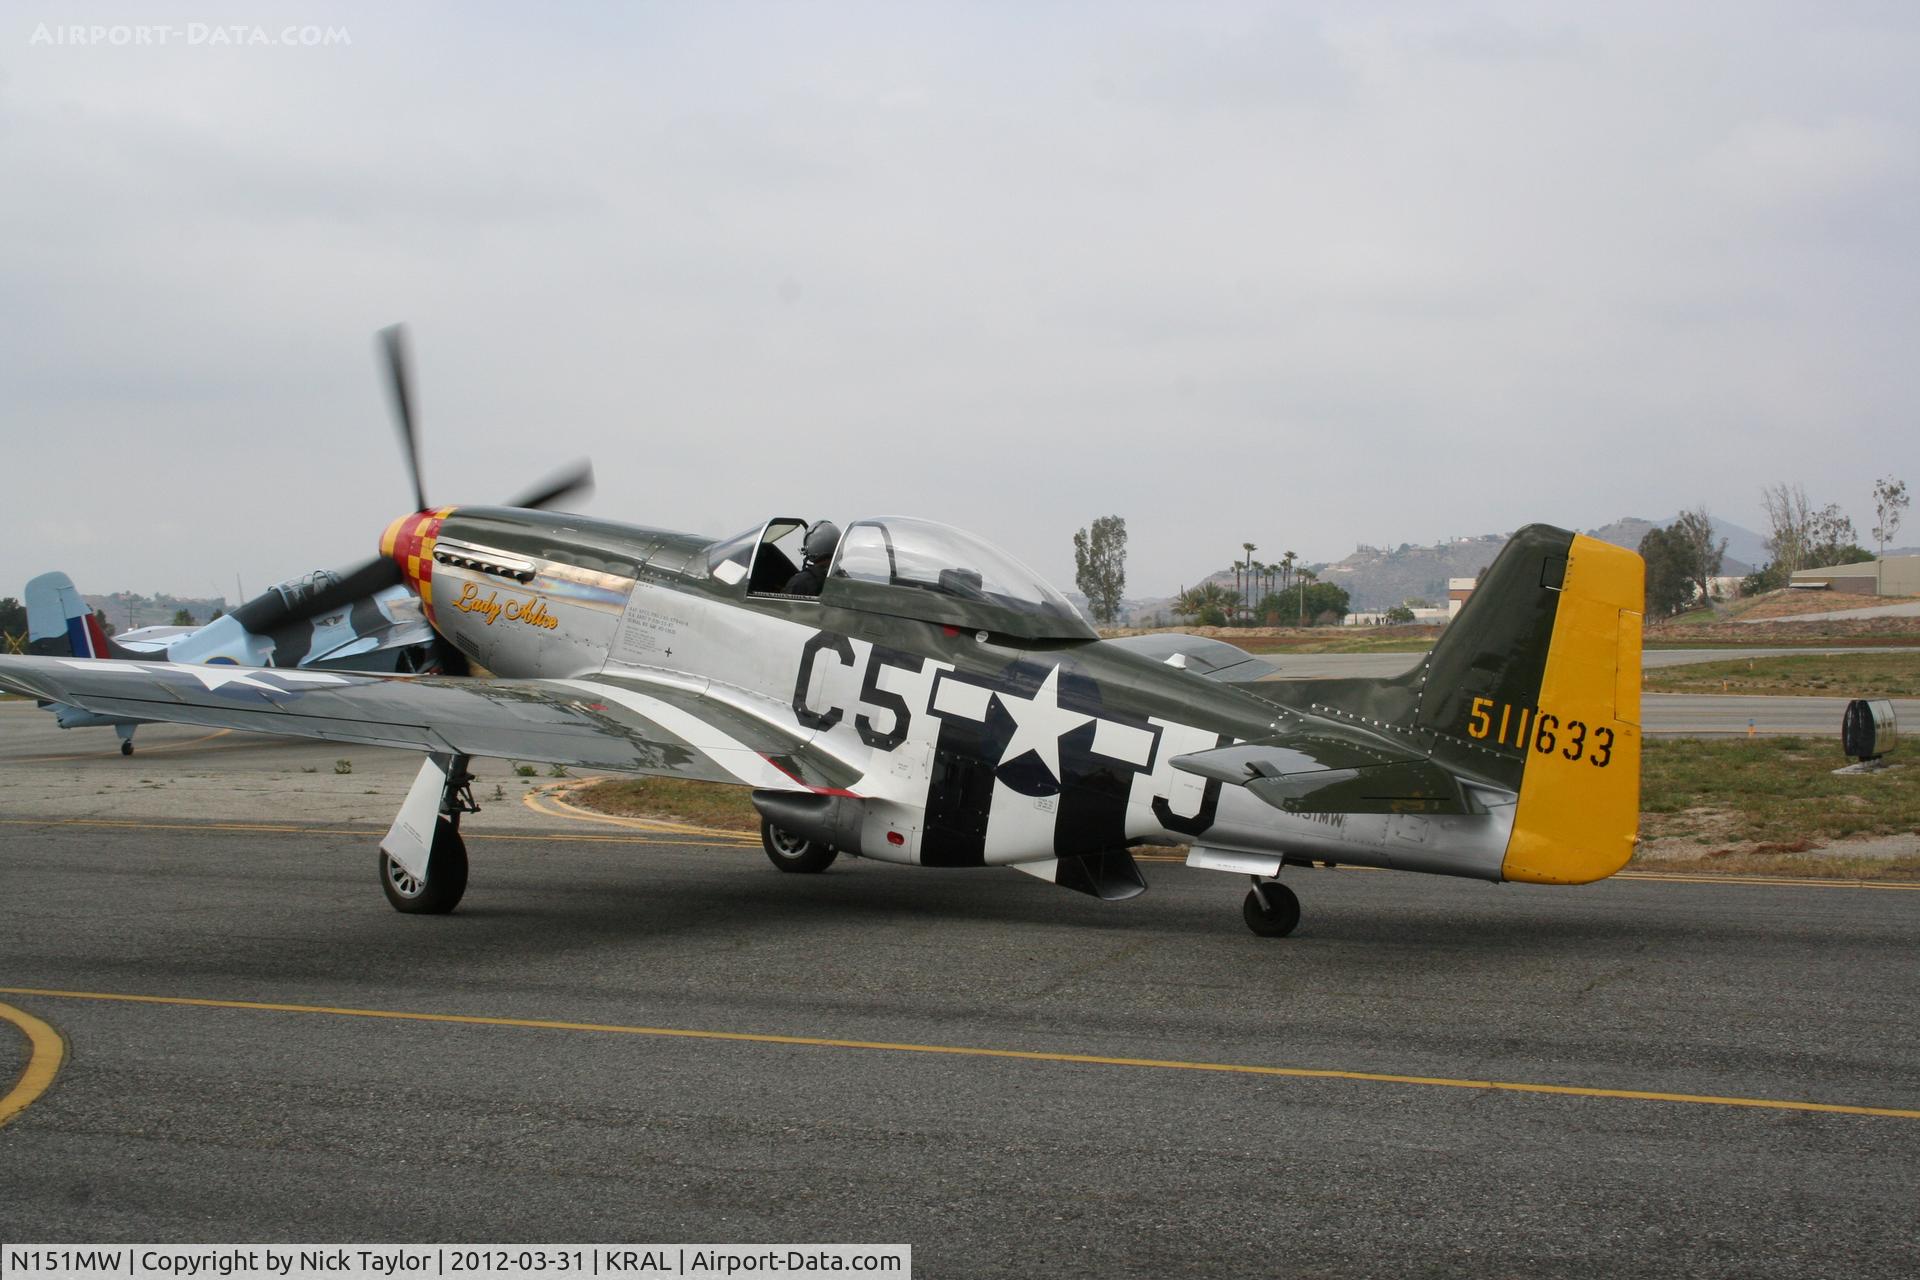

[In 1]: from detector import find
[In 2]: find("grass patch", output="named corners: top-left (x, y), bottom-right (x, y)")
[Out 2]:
top-left (573, 776), bottom-right (760, 832)
top-left (1644, 652), bottom-right (1920, 697)
top-left (1639, 736), bottom-right (1917, 860)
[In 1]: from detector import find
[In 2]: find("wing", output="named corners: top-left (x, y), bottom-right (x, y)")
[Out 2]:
top-left (1101, 633), bottom-right (1278, 683)
top-left (0, 655), bottom-right (859, 792)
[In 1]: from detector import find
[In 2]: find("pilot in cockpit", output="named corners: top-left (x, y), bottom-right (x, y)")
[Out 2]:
top-left (783, 521), bottom-right (841, 596)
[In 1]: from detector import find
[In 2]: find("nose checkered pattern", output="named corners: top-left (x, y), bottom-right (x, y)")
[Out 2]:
top-left (380, 507), bottom-right (457, 623)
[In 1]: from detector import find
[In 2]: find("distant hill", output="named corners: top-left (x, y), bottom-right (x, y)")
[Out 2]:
top-left (1585, 515), bottom-right (1764, 576)
top-left (1583, 517), bottom-right (1660, 554)
top-left (1315, 534), bottom-right (1510, 612)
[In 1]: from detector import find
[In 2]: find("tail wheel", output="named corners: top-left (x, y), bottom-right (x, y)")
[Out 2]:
top-left (761, 819), bottom-right (838, 874)
top-left (1243, 881), bottom-right (1300, 937)
top-left (380, 819), bottom-right (469, 914)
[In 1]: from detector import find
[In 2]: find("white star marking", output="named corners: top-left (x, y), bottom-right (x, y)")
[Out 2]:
top-left (177, 666), bottom-right (286, 693)
top-left (57, 658), bottom-right (351, 692)
top-left (994, 666), bottom-right (1093, 784)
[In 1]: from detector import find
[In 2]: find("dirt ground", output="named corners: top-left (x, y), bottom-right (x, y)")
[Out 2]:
top-left (1646, 615), bottom-right (1920, 643)
top-left (1730, 589), bottom-right (1920, 620)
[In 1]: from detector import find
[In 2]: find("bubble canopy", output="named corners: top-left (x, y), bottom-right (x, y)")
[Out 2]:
top-left (826, 517), bottom-right (1095, 640)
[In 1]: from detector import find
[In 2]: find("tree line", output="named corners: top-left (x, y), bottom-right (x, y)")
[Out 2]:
top-left (1071, 517), bottom-right (1351, 629)
top-left (1637, 476), bottom-right (1906, 617)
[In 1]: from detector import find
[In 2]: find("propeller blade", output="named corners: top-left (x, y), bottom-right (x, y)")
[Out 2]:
top-left (380, 324), bottom-right (428, 513)
top-left (503, 458), bottom-right (595, 511)
top-left (299, 555), bottom-right (409, 620)
top-left (232, 556), bottom-right (407, 634)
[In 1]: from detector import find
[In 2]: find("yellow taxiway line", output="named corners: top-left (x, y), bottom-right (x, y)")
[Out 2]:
top-left (3, 986), bottom-right (1914, 1121)
top-left (0, 1000), bottom-right (65, 1129)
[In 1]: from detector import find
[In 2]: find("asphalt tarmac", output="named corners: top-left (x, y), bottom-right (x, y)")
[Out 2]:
top-left (2, 707), bottom-right (1918, 1275)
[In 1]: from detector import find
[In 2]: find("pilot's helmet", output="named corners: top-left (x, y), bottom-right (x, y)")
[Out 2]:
top-left (803, 520), bottom-right (841, 563)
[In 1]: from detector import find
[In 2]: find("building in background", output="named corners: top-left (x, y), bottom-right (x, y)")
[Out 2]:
top-left (1790, 556), bottom-right (1920, 596)
top-left (1447, 578), bottom-right (1477, 619)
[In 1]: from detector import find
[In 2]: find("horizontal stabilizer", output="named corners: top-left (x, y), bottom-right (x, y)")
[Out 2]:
top-left (1103, 634), bottom-right (1278, 683)
top-left (1172, 731), bottom-right (1470, 815)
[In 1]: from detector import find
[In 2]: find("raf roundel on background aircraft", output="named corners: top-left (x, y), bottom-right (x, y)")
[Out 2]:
top-left (0, 328), bottom-right (1646, 936)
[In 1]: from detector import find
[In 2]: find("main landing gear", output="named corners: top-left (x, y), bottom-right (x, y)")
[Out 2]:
top-left (761, 819), bottom-right (839, 874)
top-left (116, 725), bottom-right (136, 756)
top-left (379, 754), bottom-right (477, 914)
top-left (1243, 876), bottom-right (1301, 938)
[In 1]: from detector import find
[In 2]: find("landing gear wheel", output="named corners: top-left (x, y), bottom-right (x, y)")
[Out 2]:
top-left (1243, 881), bottom-right (1300, 938)
top-left (119, 740), bottom-right (134, 756)
top-left (380, 819), bottom-right (469, 914)
top-left (761, 819), bottom-right (838, 874)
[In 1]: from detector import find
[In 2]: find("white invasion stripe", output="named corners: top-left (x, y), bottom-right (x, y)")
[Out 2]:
top-left (1092, 718), bottom-right (1156, 766)
top-left (272, 670), bottom-right (351, 684)
top-left (558, 679), bottom-right (794, 789)
top-left (931, 673), bottom-right (991, 721)
top-left (983, 778), bottom-right (1057, 865)
top-left (62, 659), bottom-right (149, 672)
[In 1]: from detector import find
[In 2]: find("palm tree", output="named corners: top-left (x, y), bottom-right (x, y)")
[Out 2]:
top-left (1240, 543), bottom-right (1258, 625)
top-left (1297, 567), bottom-right (1317, 625)
top-left (1281, 550), bottom-right (1297, 596)
top-left (1176, 582), bottom-right (1238, 626)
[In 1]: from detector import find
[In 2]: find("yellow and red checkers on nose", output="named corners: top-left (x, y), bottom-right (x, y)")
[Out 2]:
top-left (381, 507), bottom-right (456, 621)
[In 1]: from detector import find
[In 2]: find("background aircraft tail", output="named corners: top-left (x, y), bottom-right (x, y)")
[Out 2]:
top-left (24, 571), bottom-right (140, 661)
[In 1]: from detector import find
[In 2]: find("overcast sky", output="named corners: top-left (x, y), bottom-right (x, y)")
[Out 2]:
top-left (4, 2), bottom-right (1915, 605)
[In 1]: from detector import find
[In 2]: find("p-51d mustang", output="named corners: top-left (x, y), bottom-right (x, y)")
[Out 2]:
top-left (0, 329), bottom-right (1644, 936)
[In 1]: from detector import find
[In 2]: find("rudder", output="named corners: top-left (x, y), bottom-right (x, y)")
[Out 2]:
top-left (1502, 534), bottom-right (1642, 883)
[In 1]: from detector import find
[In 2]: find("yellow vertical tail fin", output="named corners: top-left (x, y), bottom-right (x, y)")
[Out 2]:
top-left (1501, 534), bottom-right (1643, 884)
